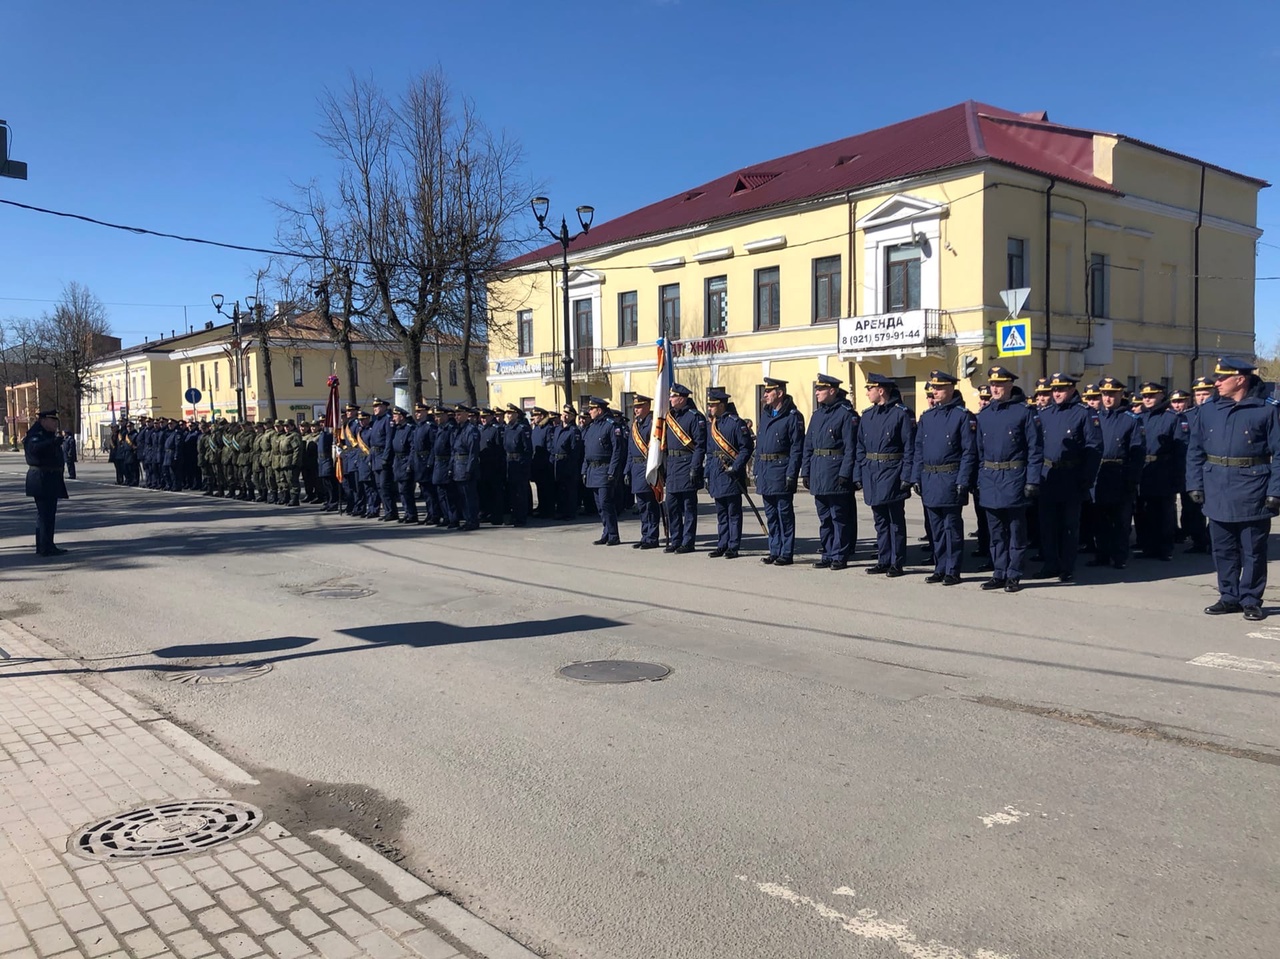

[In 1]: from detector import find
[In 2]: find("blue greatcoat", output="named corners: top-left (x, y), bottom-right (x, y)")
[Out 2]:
top-left (390, 421), bottom-right (414, 483)
top-left (581, 416), bottom-right (626, 490)
top-left (1139, 403), bottom-right (1186, 497)
top-left (855, 401), bottom-right (915, 506)
top-left (911, 394), bottom-right (978, 508)
top-left (975, 399), bottom-right (1044, 508)
top-left (628, 413), bottom-right (655, 494)
top-left (503, 418), bottom-right (532, 525)
top-left (365, 411), bottom-right (393, 471)
top-left (431, 421), bottom-right (455, 485)
top-left (1094, 407), bottom-right (1145, 504)
top-left (753, 396), bottom-right (805, 496)
top-left (663, 405), bottom-right (707, 493)
top-left (24, 422), bottom-right (68, 556)
top-left (1039, 395), bottom-right (1103, 500)
top-left (552, 423), bottom-right (581, 519)
top-left (315, 429), bottom-right (335, 478)
top-left (1187, 390), bottom-right (1280, 523)
top-left (412, 420), bottom-right (435, 480)
top-left (451, 421), bottom-right (480, 482)
top-left (801, 401), bottom-right (857, 495)
top-left (706, 411), bottom-right (753, 499)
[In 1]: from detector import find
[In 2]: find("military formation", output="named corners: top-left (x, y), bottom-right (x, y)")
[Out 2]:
top-left (81, 356), bottom-right (1279, 620)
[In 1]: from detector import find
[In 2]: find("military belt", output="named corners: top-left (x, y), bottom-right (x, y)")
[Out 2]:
top-left (922, 463), bottom-right (959, 473)
top-left (667, 449), bottom-right (692, 457)
top-left (586, 458), bottom-right (609, 467)
top-left (812, 448), bottom-right (842, 457)
top-left (451, 454), bottom-right (470, 460)
top-left (1206, 454), bottom-right (1271, 468)
top-left (631, 456), bottom-right (647, 463)
top-left (864, 452), bottom-right (903, 462)
top-left (1144, 455), bottom-right (1160, 463)
top-left (758, 453), bottom-right (787, 461)
top-left (1044, 457), bottom-right (1080, 469)
top-left (554, 453), bottom-right (570, 460)
top-left (1100, 457), bottom-right (1125, 464)
top-left (32, 466), bottom-right (60, 473)
top-left (983, 460), bottom-right (1026, 470)
top-left (506, 453), bottom-right (525, 462)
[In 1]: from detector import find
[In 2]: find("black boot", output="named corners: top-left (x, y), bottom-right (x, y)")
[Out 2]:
top-left (290, 492), bottom-right (301, 507)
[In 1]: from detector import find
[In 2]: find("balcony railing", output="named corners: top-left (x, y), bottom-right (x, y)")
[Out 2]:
top-left (925, 308), bottom-right (954, 348)
top-left (540, 348), bottom-right (612, 383)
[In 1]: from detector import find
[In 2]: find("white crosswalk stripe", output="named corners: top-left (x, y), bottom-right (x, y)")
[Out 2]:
top-left (1188, 652), bottom-right (1280, 675)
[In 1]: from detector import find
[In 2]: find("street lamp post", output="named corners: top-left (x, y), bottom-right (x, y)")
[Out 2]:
top-left (531, 197), bottom-right (594, 409)
top-left (211, 293), bottom-right (253, 421)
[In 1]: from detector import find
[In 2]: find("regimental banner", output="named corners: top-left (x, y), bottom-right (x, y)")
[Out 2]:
top-left (837, 310), bottom-right (926, 353)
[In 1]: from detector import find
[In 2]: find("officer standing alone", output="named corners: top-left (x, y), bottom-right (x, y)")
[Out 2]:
top-left (24, 409), bottom-right (70, 557)
top-left (1186, 357), bottom-right (1280, 621)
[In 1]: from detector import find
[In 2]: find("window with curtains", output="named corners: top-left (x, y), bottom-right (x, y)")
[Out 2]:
top-left (885, 244), bottom-right (921, 312)
top-left (754, 267), bottom-right (780, 330)
top-left (813, 255), bottom-right (841, 323)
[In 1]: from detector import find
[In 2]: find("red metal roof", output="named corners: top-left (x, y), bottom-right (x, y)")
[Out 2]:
top-left (506, 100), bottom-right (1263, 269)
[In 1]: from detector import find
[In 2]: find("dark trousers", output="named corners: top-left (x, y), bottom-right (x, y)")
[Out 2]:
top-left (925, 505), bottom-right (964, 576)
top-left (507, 472), bottom-right (531, 525)
top-left (1180, 492), bottom-right (1208, 548)
top-left (398, 478), bottom-right (418, 520)
top-left (114, 460), bottom-right (125, 484)
top-left (1038, 495), bottom-right (1083, 575)
top-left (974, 492), bottom-right (990, 554)
top-left (814, 493), bottom-right (854, 562)
top-left (713, 494), bottom-right (743, 551)
top-left (1137, 494), bottom-right (1176, 559)
top-left (762, 494), bottom-right (796, 560)
top-left (666, 490), bottom-right (698, 548)
top-left (377, 467), bottom-right (397, 517)
top-left (342, 475), bottom-right (359, 513)
top-left (1094, 498), bottom-right (1134, 565)
top-left (635, 489), bottom-right (660, 545)
top-left (126, 462), bottom-right (139, 486)
top-left (33, 495), bottom-right (58, 554)
top-left (986, 506), bottom-right (1028, 581)
top-left (871, 501), bottom-right (907, 567)
top-left (457, 478), bottom-right (480, 528)
top-left (164, 463), bottom-right (178, 491)
top-left (555, 474), bottom-right (578, 519)
top-left (534, 469), bottom-right (556, 517)
top-left (66, 462), bottom-right (76, 480)
top-left (1209, 518), bottom-right (1270, 607)
top-left (320, 476), bottom-right (340, 509)
top-left (592, 487), bottom-right (618, 540)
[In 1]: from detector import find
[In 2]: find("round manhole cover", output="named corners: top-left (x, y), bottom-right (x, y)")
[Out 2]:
top-left (557, 660), bottom-right (672, 684)
top-left (304, 587), bottom-right (374, 599)
top-left (159, 663), bottom-right (272, 685)
top-left (70, 799), bottom-right (264, 860)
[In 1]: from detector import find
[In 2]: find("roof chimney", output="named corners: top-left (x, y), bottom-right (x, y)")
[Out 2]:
top-left (204, 320), bottom-right (214, 330)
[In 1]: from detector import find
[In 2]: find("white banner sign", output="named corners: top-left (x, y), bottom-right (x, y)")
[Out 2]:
top-left (837, 310), bottom-right (926, 353)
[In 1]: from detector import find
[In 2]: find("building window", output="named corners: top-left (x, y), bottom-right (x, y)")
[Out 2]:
top-left (885, 245), bottom-right (921, 312)
top-left (292, 356), bottom-right (304, 387)
top-left (705, 276), bottom-right (728, 336)
top-left (660, 283), bottom-right (680, 340)
top-left (449, 360), bottom-right (458, 386)
top-left (620, 391), bottom-right (635, 416)
top-left (517, 309), bottom-right (534, 356)
top-left (1007, 238), bottom-right (1027, 289)
top-left (140, 372), bottom-right (146, 399)
top-left (754, 267), bottom-right (780, 330)
top-left (352, 358), bottom-right (360, 387)
top-left (199, 364), bottom-right (206, 390)
top-left (1089, 252), bottom-right (1109, 318)
top-left (214, 364), bottom-right (220, 391)
top-left (618, 291), bottom-right (638, 346)
top-left (186, 367), bottom-right (192, 390)
top-left (813, 255), bottom-right (841, 323)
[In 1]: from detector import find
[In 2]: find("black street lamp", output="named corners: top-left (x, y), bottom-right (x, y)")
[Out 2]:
top-left (531, 197), bottom-right (594, 408)
top-left (211, 293), bottom-right (254, 421)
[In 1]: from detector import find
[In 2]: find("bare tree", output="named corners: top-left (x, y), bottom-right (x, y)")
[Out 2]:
top-left (35, 282), bottom-right (113, 434)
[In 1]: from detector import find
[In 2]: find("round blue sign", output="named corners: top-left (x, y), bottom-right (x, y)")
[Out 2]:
top-left (184, 388), bottom-right (202, 404)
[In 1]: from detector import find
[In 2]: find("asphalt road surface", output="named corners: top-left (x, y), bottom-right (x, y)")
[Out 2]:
top-left (2, 458), bottom-right (1277, 959)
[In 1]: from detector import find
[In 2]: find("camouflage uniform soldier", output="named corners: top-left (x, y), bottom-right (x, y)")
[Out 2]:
top-left (275, 420), bottom-right (303, 507)
top-left (209, 422), bottom-right (227, 496)
top-left (219, 422), bottom-right (239, 498)
top-left (197, 423), bottom-right (214, 495)
top-left (235, 423), bottom-right (255, 500)
top-left (255, 421), bottom-right (275, 502)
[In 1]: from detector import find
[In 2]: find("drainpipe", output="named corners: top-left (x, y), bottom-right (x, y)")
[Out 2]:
top-left (1191, 165), bottom-right (1205, 382)
top-left (1044, 179), bottom-right (1055, 377)
top-left (847, 192), bottom-right (857, 318)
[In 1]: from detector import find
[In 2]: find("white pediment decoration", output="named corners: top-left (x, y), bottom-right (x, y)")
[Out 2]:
top-left (856, 194), bottom-right (948, 231)
top-left (563, 269), bottom-right (604, 291)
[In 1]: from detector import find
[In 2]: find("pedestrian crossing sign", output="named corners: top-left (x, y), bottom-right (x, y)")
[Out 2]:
top-left (997, 318), bottom-right (1031, 357)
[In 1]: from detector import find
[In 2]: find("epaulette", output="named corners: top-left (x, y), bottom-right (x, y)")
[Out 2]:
top-left (1266, 396), bottom-right (1279, 407)
top-left (1126, 410), bottom-right (1142, 421)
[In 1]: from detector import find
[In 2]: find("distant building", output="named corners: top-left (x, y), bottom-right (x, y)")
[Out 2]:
top-left (487, 101), bottom-right (1267, 417)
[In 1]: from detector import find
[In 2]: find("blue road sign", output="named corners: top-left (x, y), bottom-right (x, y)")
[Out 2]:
top-left (997, 318), bottom-right (1031, 357)
top-left (184, 388), bottom-right (202, 404)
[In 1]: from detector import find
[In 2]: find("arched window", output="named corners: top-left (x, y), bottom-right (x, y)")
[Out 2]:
top-left (448, 360), bottom-right (458, 386)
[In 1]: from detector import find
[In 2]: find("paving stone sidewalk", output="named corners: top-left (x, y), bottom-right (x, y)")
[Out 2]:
top-left (0, 619), bottom-right (538, 959)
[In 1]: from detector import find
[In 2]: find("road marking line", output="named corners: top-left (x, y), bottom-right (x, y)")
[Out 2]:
top-left (980, 806), bottom-right (1029, 828)
top-left (743, 877), bottom-right (1015, 959)
top-left (832, 886), bottom-right (857, 897)
top-left (1246, 627), bottom-right (1280, 641)
top-left (1189, 653), bottom-right (1280, 675)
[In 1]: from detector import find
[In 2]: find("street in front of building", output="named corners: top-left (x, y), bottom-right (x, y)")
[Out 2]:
top-left (1, 459), bottom-right (1275, 959)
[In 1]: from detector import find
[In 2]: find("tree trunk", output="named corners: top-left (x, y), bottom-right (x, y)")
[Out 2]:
top-left (404, 328), bottom-right (424, 407)
top-left (261, 339), bottom-right (278, 420)
top-left (340, 335), bottom-right (358, 406)
top-left (460, 270), bottom-right (478, 406)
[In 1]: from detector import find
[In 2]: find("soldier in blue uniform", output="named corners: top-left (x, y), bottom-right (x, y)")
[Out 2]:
top-left (477, 408), bottom-right (505, 525)
top-left (802, 373), bottom-right (858, 570)
top-left (1088, 376), bottom-right (1145, 569)
top-left (431, 407), bottom-right (459, 528)
top-left (1186, 357), bottom-right (1280, 620)
top-left (704, 387), bottom-right (753, 558)
top-left (24, 409), bottom-right (70, 557)
top-left (754, 377), bottom-right (805, 566)
top-left (351, 410), bottom-right (377, 518)
top-left (581, 397), bottom-right (626, 545)
top-left (662, 383), bottom-right (707, 553)
top-left (552, 405), bottom-right (581, 520)
top-left (1035, 372), bottom-right (1103, 581)
top-left (315, 416), bottom-right (338, 512)
top-left (364, 398), bottom-right (395, 519)
top-left (452, 404), bottom-right (481, 530)
top-left (856, 373), bottom-right (915, 576)
top-left (410, 402), bottom-right (437, 525)
top-left (1136, 382), bottom-right (1186, 560)
top-left (975, 367), bottom-right (1044, 592)
top-left (389, 406), bottom-right (415, 523)
top-left (502, 404), bottom-right (533, 526)
top-left (530, 407), bottom-right (556, 519)
top-left (910, 371), bottom-right (977, 584)
top-left (627, 396), bottom-right (661, 549)
top-left (1177, 377), bottom-right (1215, 553)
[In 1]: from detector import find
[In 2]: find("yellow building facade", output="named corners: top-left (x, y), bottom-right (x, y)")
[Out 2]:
top-left (487, 103), bottom-right (1265, 419)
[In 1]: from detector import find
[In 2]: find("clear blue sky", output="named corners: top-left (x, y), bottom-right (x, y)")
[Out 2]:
top-left (3, 0), bottom-right (1278, 349)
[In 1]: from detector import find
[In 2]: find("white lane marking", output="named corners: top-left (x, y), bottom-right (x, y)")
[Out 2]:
top-left (980, 806), bottom-right (1029, 829)
top-left (832, 886), bottom-right (857, 897)
top-left (1189, 653), bottom-right (1280, 675)
top-left (1246, 627), bottom-right (1280, 641)
top-left (743, 878), bottom-right (1016, 959)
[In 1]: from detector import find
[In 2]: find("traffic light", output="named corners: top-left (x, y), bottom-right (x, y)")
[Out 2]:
top-left (961, 354), bottom-right (979, 379)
